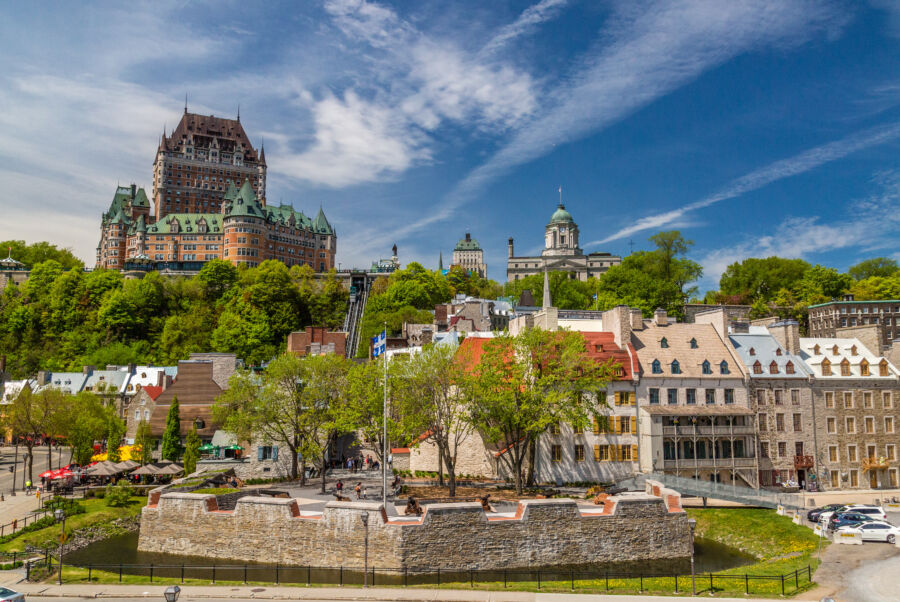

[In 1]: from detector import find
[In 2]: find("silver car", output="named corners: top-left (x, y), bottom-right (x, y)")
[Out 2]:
top-left (837, 521), bottom-right (900, 544)
top-left (0, 587), bottom-right (24, 601)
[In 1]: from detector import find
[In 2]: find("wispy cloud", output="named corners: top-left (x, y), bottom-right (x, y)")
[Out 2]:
top-left (480, 0), bottom-right (569, 56)
top-left (698, 170), bottom-right (900, 287)
top-left (593, 120), bottom-right (900, 245)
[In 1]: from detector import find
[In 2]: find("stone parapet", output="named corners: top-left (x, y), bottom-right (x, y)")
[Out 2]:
top-left (139, 491), bottom-right (690, 570)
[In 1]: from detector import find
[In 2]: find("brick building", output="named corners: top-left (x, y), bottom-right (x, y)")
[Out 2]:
top-left (287, 327), bottom-right (347, 357)
top-left (97, 110), bottom-right (336, 272)
top-left (807, 297), bottom-right (900, 352)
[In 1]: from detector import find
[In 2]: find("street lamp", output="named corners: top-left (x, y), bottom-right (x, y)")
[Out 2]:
top-left (687, 517), bottom-right (697, 595)
top-left (164, 585), bottom-right (181, 601)
top-left (54, 508), bottom-right (65, 585)
top-left (361, 512), bottom-right (369, 588)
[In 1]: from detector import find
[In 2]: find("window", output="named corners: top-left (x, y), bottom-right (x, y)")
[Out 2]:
top-left (832, 345), bottom-right (839, 356)
top-left (864, 392), bottom-right (873, 409)
top-left (550, 422), bottom-right (560, 435)
top-left (880, 360), bottom-right (890, 377)
top-left (845, 416), bottom-right (856, 433)
top-left (884, 391), bottom-right (893, 409)
top-left (258, 445), bottom-right (278, 461)
top-left (775, 348), bottom-right (783, 356)
top-left (594, 445), bottom-right (610, 461)
top-left (850, 470), bottom-right (859, 488)
top-left (702, 360), bottom-right (711, 375)
top-left (666, 389), bottom-right (678, 405)
top-left (825, 391), bottom-right (835, 408)
top-left (886, 416), bottom-right (895, 434)
top-left (574, 445), bottom-right (585, 462)
top-left (770, 361), bottom-right (779, 374)
top-left (828, 446), bottom-right (838, 463)
top-left (860, 359), bottom-right (870, 377)
top-left (134, 410), bottom-right (140, 421)
top-left (793, 413), bottom-right (802, 431)
top-left (843, 392), bottom-right (854, 409)
top-left (778, 442), bottom-right (787, 458)
top-left (887, 444), bottom-right (897, 462)
top-left (749, 347), bottom-right (756, 356)
top-left (850, 345), bottom-right (858, 356)
top-left (686, 388), bottom-right (696, 405)
top-left (791, 389), bottom-right (800, 405)
top-left (651, 360), bottom-right (662, 374)
top-left (660, 337), bottom-right (669, 348)
top-left (671, 360), bottom-right (681, 374)
top-left (821, 358), bottom-right (831, 376)
top-left (551, 445), bottom-right (562, 462)
top-left (826, 417), bottom-right (836, 434)
top-left (758, 413), bottom-right (768, 431)
top-left (865, 416), bottom-right (875, 434)
top-left (830, 470), bottom-right (839, 489)
top-left (776, 413), bottom-right (785, 432)
top-left (840, 359), bottom-right (851, 377)
top-left (719, 361), bottom-right (729, 375)
top-left (785, 361), bottom-right (795, 375)
top-left (757, 390), bottom-right (766, 405)
top-left (760, 442), bottom-right (769, 458)
top-left (867, 444), bottom-right (877, 460)
top-left (774, 390), bottom-right (783, 405)
top-left (725, 389), bottom-right (734, 404)
top-left (705, 389), bottom-right (716, 405)
top-left (649, 388), bottom-right (660, 405)
top-left (753, 361), bottom-right (762, 375)
top-left (848, 445), bottom-right (858, 462)
top-left (620, 445), bottom-right (635, 461)
top-left (690, 338), bottom-right (698, 349)
top-left (618, 416), bottom-right (633, 434)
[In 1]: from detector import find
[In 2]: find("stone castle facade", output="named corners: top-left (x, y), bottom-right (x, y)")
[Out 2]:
top-left (506, 202), bottom-right (621, 282)
top-left (97, 109), bottom-right (336, 273)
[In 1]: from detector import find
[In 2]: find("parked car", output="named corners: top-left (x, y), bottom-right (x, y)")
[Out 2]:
top-left (818, 504), bottom-right (885, 524)
top-left (0, 586), bottom-right (25, 601)
top-left (808, 504), bottom-right (844, 522)
top-left (829, 511), bottom-right (876, 530)
top-left (837, 521), bottom-right (900, 544)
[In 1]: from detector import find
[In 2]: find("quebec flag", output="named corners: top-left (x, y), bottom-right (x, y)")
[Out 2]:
top-left (372, 330), bottom-right (387, 358)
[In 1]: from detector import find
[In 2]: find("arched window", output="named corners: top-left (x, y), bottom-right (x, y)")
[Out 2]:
top-left (651, 360), bottom-right (662, 374)
top-left (821, 358), bottom-right (831, 376)
top-left (785, 361), bottom-right (795, 375)
top-left (671, 360), bottom-right (681, 374)
top-left (840, 358), bottom-right (851, 376)
top-left (701, 360), bottom-right (711, 375)
top-left (753, 361), bottom-right (762, 375)
top-left (690, 338), bottom-right (698, 349)
top-left (860, 359), bottom-right (869, 376)
top-left (769, 361), bottom-right (779, 375)
top-left (719, 361), bottom-right (730, 375)
top-left (660, 338), bottom-right (669, 348)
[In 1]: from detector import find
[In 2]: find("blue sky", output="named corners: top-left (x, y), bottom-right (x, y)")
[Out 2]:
top-left (2, 1), bottom-right (900, 290)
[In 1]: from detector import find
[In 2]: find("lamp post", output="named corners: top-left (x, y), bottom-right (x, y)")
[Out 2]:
top-left (687, 517), bottom-right (696, 595)
top-left (54, 508), bottom-right (65, 585)
top-left (361, 512), bottom-right (369, 588)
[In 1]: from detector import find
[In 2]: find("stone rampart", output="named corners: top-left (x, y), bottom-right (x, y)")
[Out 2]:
top-left (139, 491), bottom-right (690, 570)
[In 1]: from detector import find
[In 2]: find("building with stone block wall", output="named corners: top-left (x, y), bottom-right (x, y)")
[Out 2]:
top-left (139, 490), bottom-right (691, 570)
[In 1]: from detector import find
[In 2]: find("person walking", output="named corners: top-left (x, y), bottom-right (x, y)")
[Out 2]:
top-left (336, 479), bottom-right (343, 494)
top-left (355, 482), bottom-right (362, 500)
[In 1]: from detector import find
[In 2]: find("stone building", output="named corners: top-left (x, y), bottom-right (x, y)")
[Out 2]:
top-left (97, 110), bottom-right (336, 273)
top-left (506, 203), bottom-right (621, 282)
top-left (798, 335), bottom-right (900, 490)
top-left (287, 326), bottom-right (347, 357)
top-left (729, 322), bottom-right (817, 488)
top-left (451, 233), bottom-right (486, 277)
top-left (0, 251), bottom-right (29, 290)
top-left (633, 309), bottom-right (756, 487)
top-left (807, 296), bottom-right (900, 353)
top-left (683, 303), bottom-right (751, 325)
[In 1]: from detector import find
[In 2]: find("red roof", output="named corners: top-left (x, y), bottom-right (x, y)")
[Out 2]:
top-left (579, 332), bottom-right (638, 380)
top-left (391, 447), bottom-right (410, 454)
top-left (143, 385), bottom-right (164, 400)
top-left (455, 336), bottom-right (492, 372)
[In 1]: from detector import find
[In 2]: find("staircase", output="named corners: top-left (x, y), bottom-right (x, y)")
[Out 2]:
top-left (343, 280), bottom-right (369, 358)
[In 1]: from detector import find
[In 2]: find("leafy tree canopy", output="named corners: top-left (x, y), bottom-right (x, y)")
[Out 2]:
top-left (848, 257), bottom-right (899, 281)
top-left (0, 240), bottom-right (83, 270)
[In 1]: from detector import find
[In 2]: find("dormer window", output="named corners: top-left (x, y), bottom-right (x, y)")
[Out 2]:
top-left (671, 360), bottom-right (681, 374)
top-left (821, 358), bottom-right (831, 376)
top-left (840, 358), bottom-right (851, 376)
top-left (749, 348), bottom-right (756, 356)
top-left (719, 361), bottom-right (729, 375)
top-left (832, 345), bottom-right (839, 356)
top-left (880, 360), bottom-right (890, 377)
top-left (785, 361), bottom-right (795, 375)
top-left (769, 361), bottom-right (779, 375)
top-left (753, 361), bottom-right (762, 375)
top-left (775, 348), bottom-right (782, 356)
top-left (701, 360), bottom-right (711, 375)
top-left (594, 344), bottom-right (603, 352)
top-left (651, 360), bottom-right (662, 374)
top-left (813, 344), bottom-right (820, 355)
top-left (690, 338), bottom-right (698, 349)
top-left (660, 338), bottom-right (669, 348)
top-left (860, 359), bottom-right (870, 376)
top-left (850, 345), bottom-right (858, 356)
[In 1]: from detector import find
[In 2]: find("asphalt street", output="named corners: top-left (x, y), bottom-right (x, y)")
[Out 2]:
top-left (0, 446), bottom-right (71, 494)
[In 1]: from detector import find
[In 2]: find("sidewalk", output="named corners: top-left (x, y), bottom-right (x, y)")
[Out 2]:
top-left (7, 580), bottom-right (789, 601)
top-left (0, 490), bottom-right (42, 535)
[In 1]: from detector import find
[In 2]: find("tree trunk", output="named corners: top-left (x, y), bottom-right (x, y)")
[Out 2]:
top-left (513, 451), bottom-right (524, 495)
top-left (444, 445), bottom-right (456, 497)
top-left (26, 445), bottom-right (34, 487)
top-left (525, 439), bottom-right (536, 487)
top-left (437, 445), bottom-right (445, 486)
top-left (290, 436), bottom-right (299, 480)
top-left (320, 453), bottom-right (327, 494)
top-left (299, 458), bottom-right (307, 486)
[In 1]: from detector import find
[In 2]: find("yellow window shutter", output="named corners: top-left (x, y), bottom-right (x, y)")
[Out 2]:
top-left (616, 445), bottom-right (622, 461)
top-left (593, 417), bottom-right (600, 435)
top-left (632, 444), bottom-right (638, 460)
top-left (593, 445), bottom-right (600, 462)
top-left (631, 418), bottom-right (637, 435)
top-left (614, 416), bottom-right (620, 434)
top-left (629, 392), bottom-right (636, 405)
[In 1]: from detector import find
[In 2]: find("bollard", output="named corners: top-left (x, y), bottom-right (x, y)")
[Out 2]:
top-left (150, 563), bottom-right (153, 583)
top-left (88, 564), bottom-right (92, 583)
top-left (709, 573), bottom-right (713, 592)
top-left (119, 564), bottom-right (123, 583)
top-left (181, 563), bottom-right (184, 583)
top-left (504, 569), bottom-right (507, 588)
top-left (212, 563), bottom-right (215, 584)
top-left (571, 569), bottom-right (574, 592)
top-left (537, 569), bottom-right (541, 590)
top-left (781, 574), bottom-right (785, 596)
top-left (405, 566), bottom-right (409, 587)
top-left (307, 565), bottom-right (310, 586)
top-left (469, 569), bottom-right (472, 589)
top-left (275, 563), bottom-right (279, 585)
top-left (745, 573), bottom-right (749, 594)
top-left (243, 564), bottom-right (247, 584)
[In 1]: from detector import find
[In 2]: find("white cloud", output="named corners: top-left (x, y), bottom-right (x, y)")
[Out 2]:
top-left (593, 119), bottom-right (900, 245)
top-left (480, 0), bottom-right (569, 56)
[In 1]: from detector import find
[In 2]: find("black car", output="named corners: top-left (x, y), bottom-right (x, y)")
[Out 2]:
top-left (808, 504), bottom-right (843, 522)
top-left (829, 511), bottom-right (875, 530)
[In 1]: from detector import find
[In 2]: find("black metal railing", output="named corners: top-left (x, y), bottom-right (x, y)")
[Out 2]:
top-left (30, 560), bottom-right (813, 596)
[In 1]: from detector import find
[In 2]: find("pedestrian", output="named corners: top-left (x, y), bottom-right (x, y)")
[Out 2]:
top-left (355, 482), bottom-right (362, 499)
top-left (362, 486), bottom-right (368, 499)
top-left (336, 479), bottom-right (343, 493)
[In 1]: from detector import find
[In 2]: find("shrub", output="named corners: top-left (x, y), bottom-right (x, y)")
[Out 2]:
top-left (0, 516), bottom-right (56, 544)
top-left (105, 483), bottom-right (135, 507)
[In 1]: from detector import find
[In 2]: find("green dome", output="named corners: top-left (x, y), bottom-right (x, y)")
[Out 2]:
top-left (549, 203), bottom-right (574, 224)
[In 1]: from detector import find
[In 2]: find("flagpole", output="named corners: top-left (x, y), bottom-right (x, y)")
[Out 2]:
top-left (382, 322), bottom-right (388, 508)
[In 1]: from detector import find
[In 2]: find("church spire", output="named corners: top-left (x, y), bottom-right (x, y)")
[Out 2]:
top-left (542, 269), bottom-right (552, 309)
top-left (439, 251), bottom-right (444, 271)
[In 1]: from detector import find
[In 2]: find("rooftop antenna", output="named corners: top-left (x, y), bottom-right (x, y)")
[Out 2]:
top-left (184, 93), bottom-right (188, 114)
top-left (629, 239), bottom-right (634, 255)
top-left (237, 104), bottom-right (240, 122)
top-left (558, 185), bottom-right (562, 206)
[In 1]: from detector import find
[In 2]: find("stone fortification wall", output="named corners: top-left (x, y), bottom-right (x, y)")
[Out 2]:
top-left (139, 491), bottom-right (690, 570)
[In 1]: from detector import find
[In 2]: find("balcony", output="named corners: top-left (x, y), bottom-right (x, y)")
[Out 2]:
top-left (862, 456), bottom-right (890, 471)
top-left (663, 457), bottom-right (756, 469)
top-left (793, 455), bottom-right (814, 469)
top-left (662, 425), bottom-right (756, 436)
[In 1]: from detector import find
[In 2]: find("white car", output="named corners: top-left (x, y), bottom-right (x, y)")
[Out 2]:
top-left (819, 504), bottom-right (887, 523)
top-left (0, 586), bottom-right (25, 601)
top-left (837, 521), bottom-right (900, 543)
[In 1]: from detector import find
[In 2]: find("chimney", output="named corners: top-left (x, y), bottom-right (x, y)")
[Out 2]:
top-left (653, 308), bottom-right (668, 326)
top-left (888, 339), bottom-right (900, 371)
top-left (465, 232), bottom-right (471, 242)
top-left (768, 320), bottom-right (800, 355)
top-left (631, 308), bottom-right (644, 330)
top-left (127, 363), bottom-right (136, 373)
top-left (83, 365), bottom-right (95, 375)
top-left (694, 308), bottom-right (728, 340)
top-left (603, 305), bottom-right (633, 349)
top-left (508, 237), bottom-right (515, 258)
top-left (131, 183), bottom-right (136, 199)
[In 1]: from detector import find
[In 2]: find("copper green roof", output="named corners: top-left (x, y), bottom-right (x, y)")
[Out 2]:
top-left (549, 203), bottom-right (574, 224)
top-left (313, 207), bottom-right (333, 234)
top-left (454, 236), bottom-right (482, 251)
top-left (147, 213), bottom-right (222, 234)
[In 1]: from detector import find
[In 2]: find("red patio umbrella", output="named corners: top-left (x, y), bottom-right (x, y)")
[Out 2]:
top-left (39, 469), bottom-right (57, 479)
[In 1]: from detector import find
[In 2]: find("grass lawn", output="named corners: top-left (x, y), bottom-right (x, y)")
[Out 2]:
top-left (1, 496), bottom-right (146, 553)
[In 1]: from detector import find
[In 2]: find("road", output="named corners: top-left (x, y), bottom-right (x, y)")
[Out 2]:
top-left (0, 446), bottom-right (71, 494)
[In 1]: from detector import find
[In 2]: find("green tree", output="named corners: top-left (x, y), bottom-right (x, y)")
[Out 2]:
top-left (183, 424), bottom-right (201, 476)
top-left (105, 413), bottom-right (126, 463)
top-left (134, 420), bottom-right (155, 465)
top-left (57, 392), bottom-right (110, 466)
top-left (719, 257), bottom-right (811, 302)
top-left (469, 329), bottom-right (614, 494)
top-left (849, 274), bottom-right (900, 300)
top-left (2, 386), bottom-right (65, 485)
top-left (160, 395), bottom-right (182, 461)
top-left (794, 265), bottom-right (852, 303)
top-left (0, 240), bottom-right (83, 270)
top-left (197, 259), bottom-right (238, 300)
top-left (848, 257), bottom-right (899, 281)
